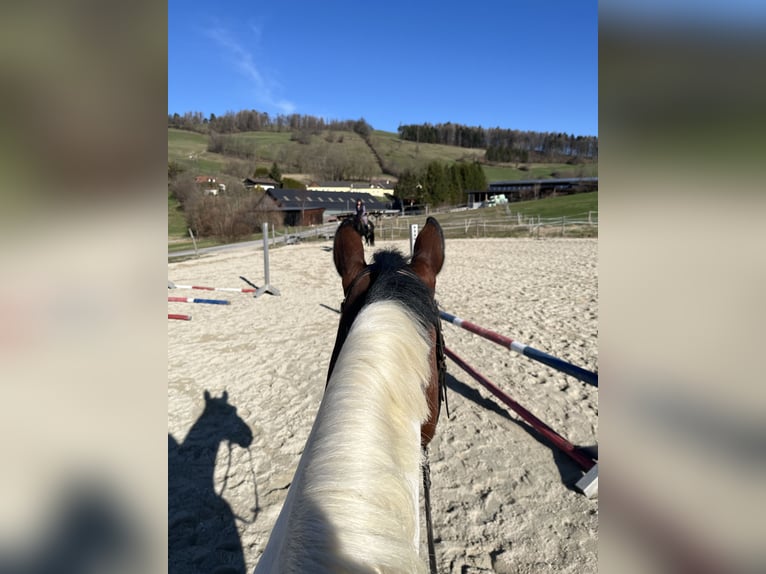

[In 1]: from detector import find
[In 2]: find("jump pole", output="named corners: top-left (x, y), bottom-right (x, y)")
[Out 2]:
top-left (168, 296), bottom-right (230, 305)
top-left (168, 313), bottom-right (192, 321)
top-left (168, 280), bottom-right (255, 294)
top-left (440, 310), bottom-right (598, 388)
top-left (444, 346), bottom-right (598, 497)
top-left (252, 222), bottom-right (280, 298)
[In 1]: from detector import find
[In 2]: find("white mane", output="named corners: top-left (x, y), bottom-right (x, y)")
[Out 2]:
top-left (255, 300), bottom-right (431, 573)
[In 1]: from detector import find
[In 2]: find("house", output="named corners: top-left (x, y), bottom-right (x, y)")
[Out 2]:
top-left (195, 175), bottom-right (223, 196)
top-left (243, 176), bottom-right (279, 191)
top-left (267, 189), bottom-right (394, 226)
top-left (369, 179), bottom-right (396, 192)
top-left (307, 180), bottom-right (393, 199)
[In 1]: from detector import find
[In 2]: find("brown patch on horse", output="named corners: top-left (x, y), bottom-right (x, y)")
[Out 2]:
top-left (420, 326), bottom-right (443, 447)
top-left (333, 219), bottom-right (367, 293)
top-left (410, 217), bottom-right (445, 294)
top-left (407, 218), bottom-right (447, 447)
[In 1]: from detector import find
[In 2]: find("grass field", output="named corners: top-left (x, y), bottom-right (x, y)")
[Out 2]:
top-left (496, 190), bottom-right (598, 218)
top-left (168, 193), bottom-right (187, 238)
top-left (168, 128), bottom-right (229, 173)
top-left (401, 191), bottom-right (598, 225)
top-left (374, 191), bottom-right (599, 239)
top-left (367, 130), bottom-right (485, 174)
top-left (169, 128), bottom-right (385, 178)
top-left (481, 163), bottom-right (598, 181)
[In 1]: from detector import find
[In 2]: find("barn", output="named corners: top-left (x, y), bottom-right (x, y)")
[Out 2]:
top-left (469, 177), bottom-right (598, 205)
top-left (266, 189), bottom-right (393, 226)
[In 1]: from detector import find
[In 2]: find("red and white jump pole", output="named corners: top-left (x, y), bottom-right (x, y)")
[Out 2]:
top-left (168, 296), bottom-right (230, 305)
top-left (169, 281), bottom-right (255, 293)
top-left (445, 346), bottom-right (597, 496)
top-left (440, 310), bottom-right (598, 387)
top-left (168, 313), bottom-right (192, 321)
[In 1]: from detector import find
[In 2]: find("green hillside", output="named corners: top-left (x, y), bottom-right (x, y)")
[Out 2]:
top-left (168, 128), bottom-right (229, 173)
top-left (168, 127), bottom-right (598, 183)
top-left (497, 190), bottom-right (598, 218)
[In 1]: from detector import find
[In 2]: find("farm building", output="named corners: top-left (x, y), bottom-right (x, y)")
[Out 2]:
top-left (195, 175), bottom-right (225, 195)
top-left (243, 176), bottom-right (279, 191)
top-left (307, 180), bottom-right (393, 199)
top-left (468, 177), bottom-right (598, 205)
top-left (267, 189), bottom-right (393, 226)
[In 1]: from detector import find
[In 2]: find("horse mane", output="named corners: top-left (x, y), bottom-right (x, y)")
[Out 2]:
top-left (256, 220), bottom-right (445, 573)
top-left (256, 255), bottom-right (434, 573)
top-left (364, 249), bottom-right (440, 335)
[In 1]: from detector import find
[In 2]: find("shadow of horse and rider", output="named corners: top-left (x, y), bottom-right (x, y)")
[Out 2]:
top-left (168, 390), bottom-right (256, 574)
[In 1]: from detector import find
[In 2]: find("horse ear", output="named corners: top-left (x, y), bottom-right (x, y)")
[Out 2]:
top-left (204, 390), bottom-right (211, 401)
top-left (222, 390), bottom-right (228, 401)
top-left (410, 217), bottom-right (445, 292)
top-left (334, 219), bottom-right (367, 292)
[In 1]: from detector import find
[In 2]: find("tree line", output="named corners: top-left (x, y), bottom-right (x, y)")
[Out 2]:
top-left (397, 122), bottom-right (598, 162)
top-left (394, 161), bottom-right (487, 207)
top-left (169, 111), bottom-right (598, 163)
top-left (168, 110), bottom-right (371, 137)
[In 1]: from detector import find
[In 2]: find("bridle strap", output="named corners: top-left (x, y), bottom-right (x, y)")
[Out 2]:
top-left (341, 265), bottom-right (373, 302)
top-left (436, 320), bottom-right (449, 420)
top-left (422, 446), bottom-right (438, 574)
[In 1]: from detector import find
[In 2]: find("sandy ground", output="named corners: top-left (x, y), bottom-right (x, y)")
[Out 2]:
top-left (168, 234), bottom-right (598, 573)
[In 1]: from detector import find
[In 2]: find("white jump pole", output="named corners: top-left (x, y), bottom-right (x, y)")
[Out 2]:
top-left (254, 222), bottom-right (280, 298)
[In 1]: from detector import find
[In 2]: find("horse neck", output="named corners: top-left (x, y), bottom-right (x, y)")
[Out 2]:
top-left (258, 301), bottom-right (431, 572)
top-left (179, 409), bottom-right (229, 486)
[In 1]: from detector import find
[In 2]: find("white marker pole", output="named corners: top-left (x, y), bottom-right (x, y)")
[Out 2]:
top-left (409, 223), bottom-right (419, 257)
top-left (255, 222), bottom-right (281, 297)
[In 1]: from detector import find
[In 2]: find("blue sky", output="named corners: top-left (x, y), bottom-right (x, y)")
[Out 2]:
top-left (168, 1), bottom-right (598, 137)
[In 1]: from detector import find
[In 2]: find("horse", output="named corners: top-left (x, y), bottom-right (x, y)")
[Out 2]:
top-left (352, 214), bottom-right (375, 247)
top-left (169, 390), bottom-right (254, 574)
top-left (255, 217), bottom-right (446, 573)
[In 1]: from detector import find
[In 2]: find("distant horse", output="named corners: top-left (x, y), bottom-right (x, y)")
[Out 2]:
top-left (255, 217), bottom-right (446, 573)
top-left (352, 214), bottom-right (375, 247)
top-left (169, 390), bottom-right (253, 574)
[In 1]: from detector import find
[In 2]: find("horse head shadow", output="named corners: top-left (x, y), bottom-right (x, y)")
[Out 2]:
top-left (168, 390), bottom-right (256, 574)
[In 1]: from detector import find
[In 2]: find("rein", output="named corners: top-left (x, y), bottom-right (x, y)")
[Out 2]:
top-left (219, 442), bottom-right (260, 525)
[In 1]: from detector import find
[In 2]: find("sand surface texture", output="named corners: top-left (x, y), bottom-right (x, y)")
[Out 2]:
top-left (168, 235), bottom-right (598, 573)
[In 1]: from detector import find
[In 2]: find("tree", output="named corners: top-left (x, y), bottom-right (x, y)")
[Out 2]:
top-left (168, 161), bottom-right (184, 181)
top-left (268, 162), bottom-right (282, 185)
top-left (423, 161), bottom-right (450, 205)
top-left (464, 162), bottom-right (487, 193)
top-left (394, 170), bottom-right (420, 203)
top-left (352, 118), bottom-right (371, 138)
top-left (281, 177), bottom-right (306, 190)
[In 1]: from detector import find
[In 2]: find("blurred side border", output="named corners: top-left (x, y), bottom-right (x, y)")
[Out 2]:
top-left (601, 3), bottom-right (766, 573)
